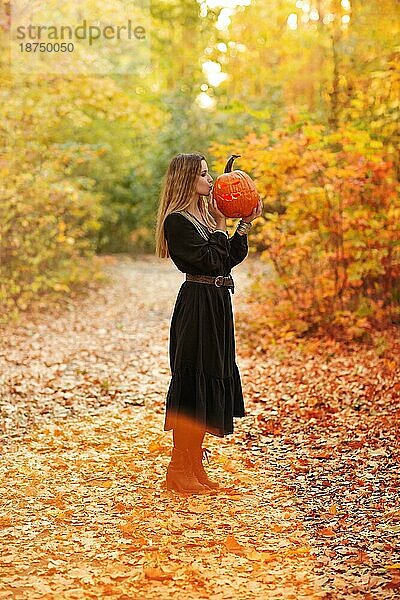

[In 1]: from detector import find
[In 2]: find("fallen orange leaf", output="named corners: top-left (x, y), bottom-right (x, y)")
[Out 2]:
top-left (144, 567), bottom-right (174, 581)
top-left (317, 527), bottom-right (336, 536)
top-left (224, 534), bottom-right (246, 552)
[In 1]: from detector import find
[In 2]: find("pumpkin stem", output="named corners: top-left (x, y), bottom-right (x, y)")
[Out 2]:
top-left (224, 154), bottom-right (241, 173)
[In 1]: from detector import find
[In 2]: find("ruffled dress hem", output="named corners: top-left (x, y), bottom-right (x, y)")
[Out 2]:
top-left (164, 362), bottom-right (246, 438)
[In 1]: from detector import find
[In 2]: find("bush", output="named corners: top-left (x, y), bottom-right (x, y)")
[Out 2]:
top-left (210, 124), bottom-right (400, 341)
top-left (0, 144), bottom-right (104, 323)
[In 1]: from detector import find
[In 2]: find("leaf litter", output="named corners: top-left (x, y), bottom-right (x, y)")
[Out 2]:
top-left (0, 254), bottom-right (398, 599)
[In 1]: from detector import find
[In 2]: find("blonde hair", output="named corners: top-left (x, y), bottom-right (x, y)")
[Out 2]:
top-left (155, 153), bottom-right (218, 259)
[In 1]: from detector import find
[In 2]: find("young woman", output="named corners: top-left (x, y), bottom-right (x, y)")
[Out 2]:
top-left (155, 152), bottom-right (262, 493)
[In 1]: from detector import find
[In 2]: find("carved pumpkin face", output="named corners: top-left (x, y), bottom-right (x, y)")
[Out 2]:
top-left (212, 155), bottom-right (259, 218)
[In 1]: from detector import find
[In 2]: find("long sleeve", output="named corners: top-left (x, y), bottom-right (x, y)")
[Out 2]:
top-left (164, 212), bottom-right (230, 274)
top-left (227, 229), bottom-right (249, 270)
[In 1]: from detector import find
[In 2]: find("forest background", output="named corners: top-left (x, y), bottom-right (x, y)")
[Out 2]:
top-left (1, 0), bottom-right (399, 343)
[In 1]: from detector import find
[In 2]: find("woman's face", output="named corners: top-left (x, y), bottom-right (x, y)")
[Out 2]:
top-left (196, 159), bottom-right (213, 197)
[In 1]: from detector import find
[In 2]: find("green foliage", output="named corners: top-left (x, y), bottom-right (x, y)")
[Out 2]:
top-left (0, 139), bottom-right (104, 321)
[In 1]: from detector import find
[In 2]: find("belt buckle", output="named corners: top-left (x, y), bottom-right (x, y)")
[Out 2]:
top-left (215, 275), bottom-right (224, 287)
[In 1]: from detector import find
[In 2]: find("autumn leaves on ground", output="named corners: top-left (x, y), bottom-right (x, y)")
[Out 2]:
top-left (0, 255), bottom-right (399, 600)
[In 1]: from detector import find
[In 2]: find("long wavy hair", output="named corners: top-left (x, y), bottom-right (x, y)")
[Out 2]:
top-left (155, 153), bottom-right (217, 259)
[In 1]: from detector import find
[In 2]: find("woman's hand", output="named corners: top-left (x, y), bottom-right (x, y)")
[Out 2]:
top-left (241, 196), bottom-right (263, 224)
top-left (207, 196), bottom-right (227, 228)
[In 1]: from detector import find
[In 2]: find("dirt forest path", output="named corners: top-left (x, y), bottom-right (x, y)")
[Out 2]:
top-left (0, 255), bottom-right (398, 599)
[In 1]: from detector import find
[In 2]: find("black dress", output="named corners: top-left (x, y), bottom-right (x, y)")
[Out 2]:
top-left (163, 210), bottom-right (248, 437)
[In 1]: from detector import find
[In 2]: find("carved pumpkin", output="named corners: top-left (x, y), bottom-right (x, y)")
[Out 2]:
top-left (212, 154), bottom-right (259, 218)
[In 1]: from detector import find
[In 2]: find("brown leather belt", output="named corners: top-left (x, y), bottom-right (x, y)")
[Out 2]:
top-left (185, 273), bottom-right (235, 294)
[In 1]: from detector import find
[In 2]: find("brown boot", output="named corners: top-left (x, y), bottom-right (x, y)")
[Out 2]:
top-left (189, 447), bottom-right (220, 489)
top-left (166, 448), bottom-right (206, 494)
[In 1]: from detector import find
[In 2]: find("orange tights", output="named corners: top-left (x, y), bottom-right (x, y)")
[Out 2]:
top-left (172, 414), bottom-right (206, 450)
